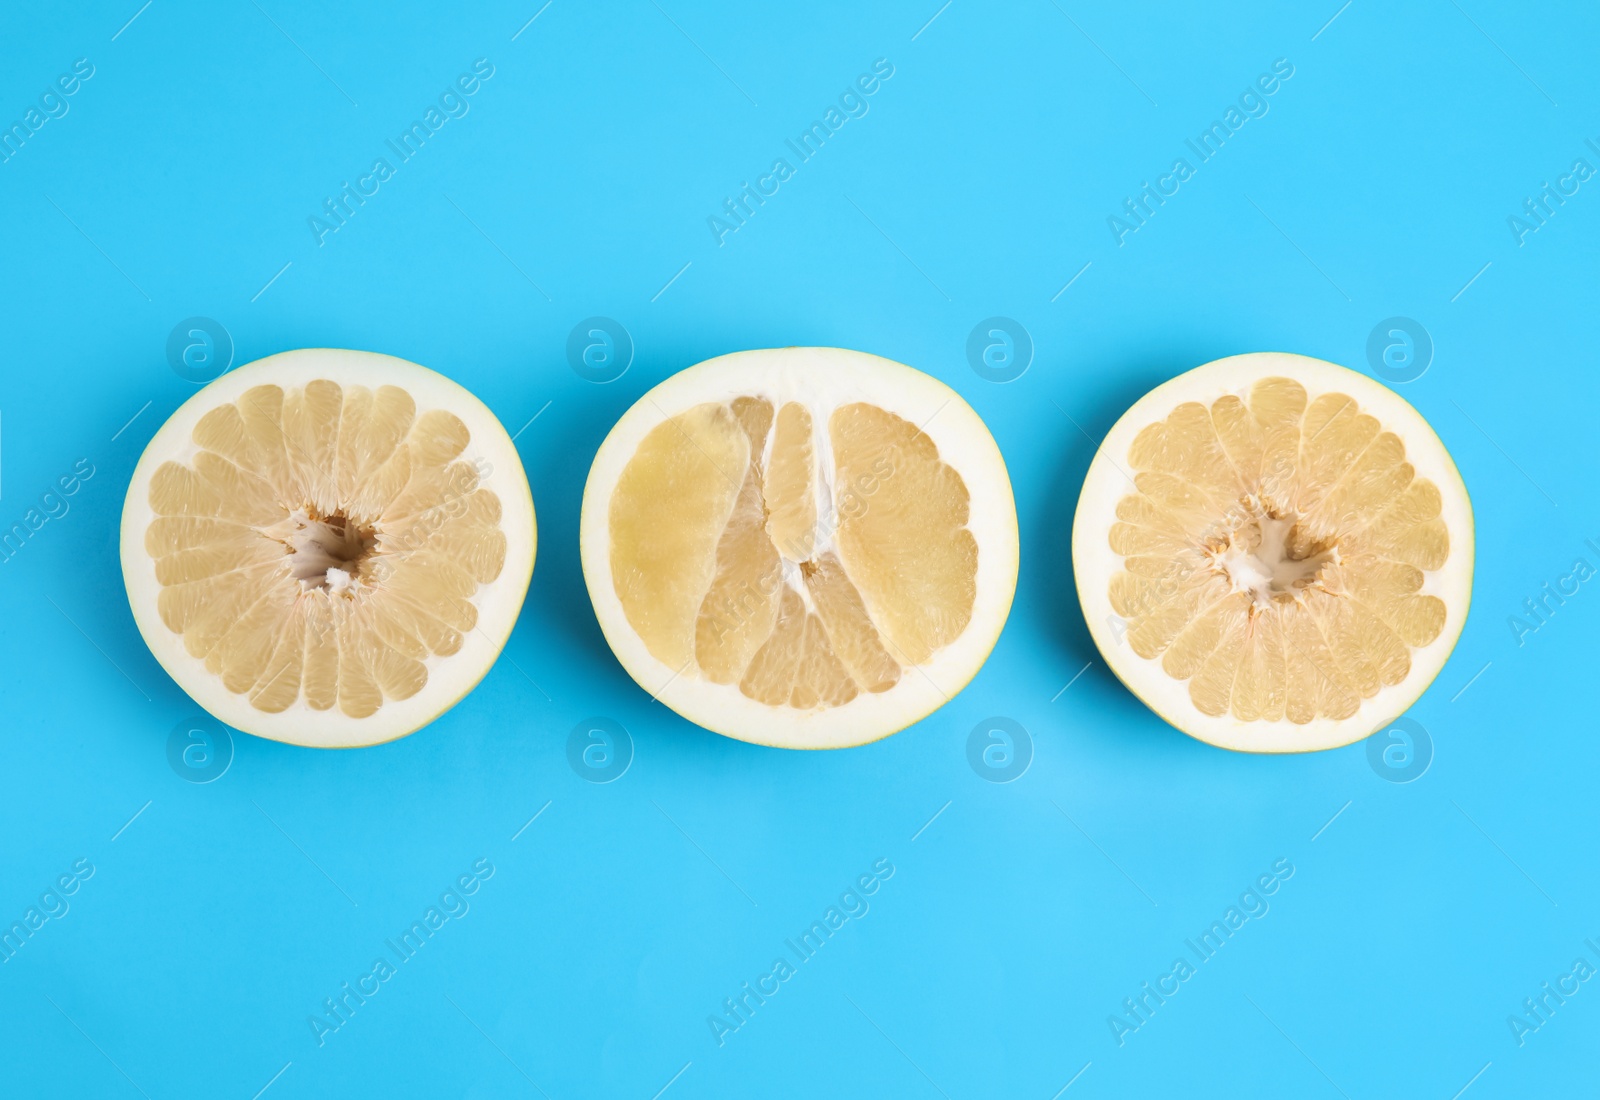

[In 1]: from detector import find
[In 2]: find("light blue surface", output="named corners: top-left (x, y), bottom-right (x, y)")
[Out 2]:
top-left (3, 1), bottom-right (1597, 1096)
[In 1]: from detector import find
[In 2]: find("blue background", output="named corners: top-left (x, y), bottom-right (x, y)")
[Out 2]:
top-left (2, 1), bottom-right (1597, 1096)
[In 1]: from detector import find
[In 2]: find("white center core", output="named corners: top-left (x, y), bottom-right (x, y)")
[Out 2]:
top-left (277, 509), bottom-right (374, 592)
top-left (1216, 515), bottom-right (1336, 608)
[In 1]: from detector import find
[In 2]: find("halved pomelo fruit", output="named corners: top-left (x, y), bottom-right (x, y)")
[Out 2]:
top-left (1073, 352), bottom-right (1473, 753)
top-left (120, 349), bottom-right (535, 748)
top-left (580, 347), bottom-right (1018, 749)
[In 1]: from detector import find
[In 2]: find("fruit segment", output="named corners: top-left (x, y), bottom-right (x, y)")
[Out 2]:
top-left (1107, 377), bottom-right (1451, 725)
top-left (695, 398), bottom-right (782, 683)
top-left (831, 403), bottom-right (977, 667)
top-left (144, 381), bottom-right (508, 718)
top-left (765, 403), bottom-right (817, 560)
top-left (802, 553), bottom-right (901, 695)
top-left (610, 402), bottom-right (748, 672)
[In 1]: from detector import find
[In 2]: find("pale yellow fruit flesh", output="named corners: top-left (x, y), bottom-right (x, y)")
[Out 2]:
top-left (608, 397), bottom-right (977, 711)
top-left (1109, 376), bottom-right (1450, 725)
top-left (145, 381), bottom-right (507, 720)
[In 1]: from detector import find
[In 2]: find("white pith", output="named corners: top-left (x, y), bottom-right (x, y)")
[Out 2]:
top-left (120, 349), bottom-right (537, 749)
top-left (1072, 352), bottom-right (1474, 754)
top-left (580, 347), bottom-right (1020, 750)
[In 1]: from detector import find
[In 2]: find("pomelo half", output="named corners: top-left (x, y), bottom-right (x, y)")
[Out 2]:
top-left (580, 347), bottom-right (1019, 749)
top-left (121, 349), bottom-right (535, 748)
top-left (1073, 352), bottom-right (1472, 753)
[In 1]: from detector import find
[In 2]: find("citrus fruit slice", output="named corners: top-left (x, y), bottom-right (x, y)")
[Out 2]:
top-left (1074, 352), bottom-right (1472, 753)
top-left (580, 347), bottom-right (1018, 749)
top-left (120, 349), bottom-right (535, 748)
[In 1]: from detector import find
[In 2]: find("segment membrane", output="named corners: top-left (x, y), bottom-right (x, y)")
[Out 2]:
top-left (1108, 377), bottom-right (1450, 725)
top-left (146, 382), bottom-right (507, 717)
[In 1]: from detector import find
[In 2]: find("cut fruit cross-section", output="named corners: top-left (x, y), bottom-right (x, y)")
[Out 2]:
top-left (580, 347), bottom-right (1019, 749)
top-left (121, 349), bottom-right (536, 748)
top-left (1072, 352), bottom-right (1473, 753)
